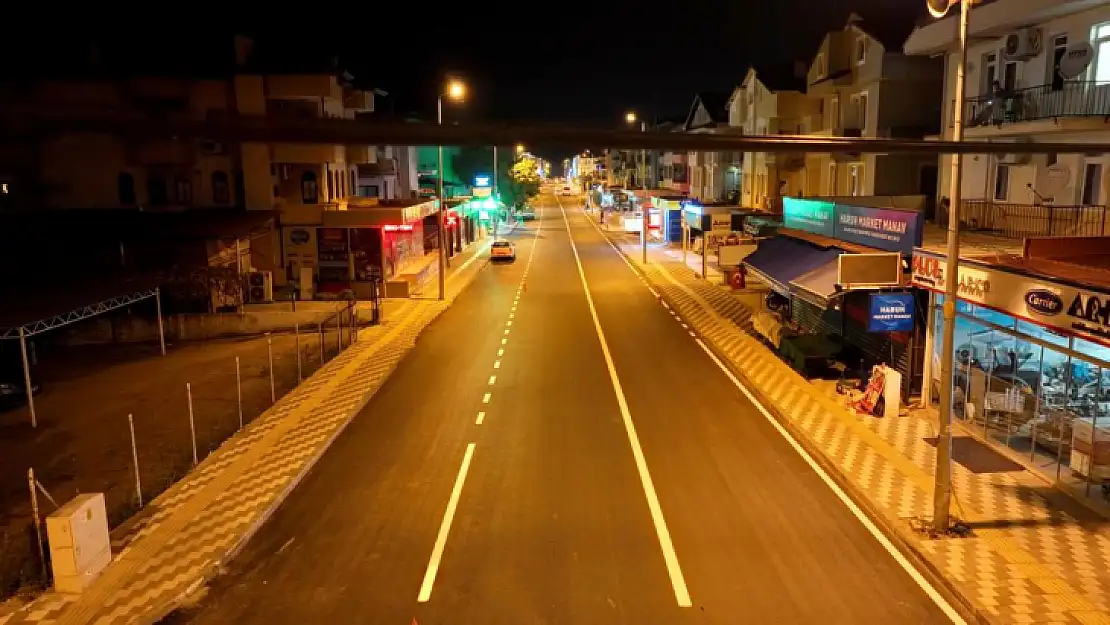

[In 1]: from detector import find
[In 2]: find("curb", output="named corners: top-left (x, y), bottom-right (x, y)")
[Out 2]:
top-left (603, 238), bottom-right (988, 625)
top-left (140, 268), bottom-right (485, 624)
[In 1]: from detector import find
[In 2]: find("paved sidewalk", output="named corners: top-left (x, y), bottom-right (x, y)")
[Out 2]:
top-left (603, 232), bottom-right (1110, 625)
top-left (0, 238), bottom-right (493, 625)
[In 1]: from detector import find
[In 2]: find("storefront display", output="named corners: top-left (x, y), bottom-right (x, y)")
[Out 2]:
top-left (316, 228), bottom-right (351, 289)
top-left (914, 250), bottom-right (1110, 499)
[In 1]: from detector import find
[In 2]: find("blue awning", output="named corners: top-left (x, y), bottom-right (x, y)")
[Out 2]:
top-left (741, 236), bottom-right (841, 296)
top-left (790, 260), bottom-right (841, 308)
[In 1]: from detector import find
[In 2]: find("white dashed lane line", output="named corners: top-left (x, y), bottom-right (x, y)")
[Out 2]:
top-left (476, 411), bottom-right (485, 425)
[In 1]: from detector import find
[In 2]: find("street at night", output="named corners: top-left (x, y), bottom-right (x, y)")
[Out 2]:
top-left (165, 195), bottom-right (955, 625)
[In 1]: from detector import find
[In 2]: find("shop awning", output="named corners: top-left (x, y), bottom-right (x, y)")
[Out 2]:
top-left (742, 236), bottom-right (841, 296)
top-left (790, 259), bottom-right (841, 308)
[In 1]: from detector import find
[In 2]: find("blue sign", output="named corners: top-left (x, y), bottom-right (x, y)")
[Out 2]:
top-left (474, 175), bottom-right (491, 188)
top-left (783, 198), bottom-right (835, 236)
top-left (868, 293), bottom-right (915, 333)
top-left (835, 204), bottom-right (923, 255)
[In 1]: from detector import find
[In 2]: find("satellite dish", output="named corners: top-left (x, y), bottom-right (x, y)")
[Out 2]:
top-left (1035, 163), bottom-right (1071, 198)
top-left (926, 0), bottom-right (959, 18)
top-left (1059, 41), bottom-right (1094, 79)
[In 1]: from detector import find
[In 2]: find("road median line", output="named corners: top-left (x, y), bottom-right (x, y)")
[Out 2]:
top-left (584, 217), bottom-right (981, 625)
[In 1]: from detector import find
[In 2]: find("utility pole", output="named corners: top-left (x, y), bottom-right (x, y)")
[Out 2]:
top-left (437, 96), bottom-right (446, 301)
top-left (932, 0), bottom-right (971, 533)
top-left (641, 121), bottom-right (648, 265)
top-left (493, 145), bottom-right (499, 242)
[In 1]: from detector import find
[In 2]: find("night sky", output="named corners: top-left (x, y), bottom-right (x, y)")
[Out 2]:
top-left (335, 0), bottom-right (927, 124)
top-left (8, 0), bottom-right (927, 160)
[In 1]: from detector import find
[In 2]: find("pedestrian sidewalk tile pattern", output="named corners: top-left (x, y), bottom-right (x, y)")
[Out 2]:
top-left (0, 243), bottom-right (490, 625)
top-left (611, 237), bottom-right (1110, 625)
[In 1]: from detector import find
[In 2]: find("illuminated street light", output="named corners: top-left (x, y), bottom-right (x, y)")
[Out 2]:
top-left (624, 111), bottom-right (637, 124)
top-left (437, 77), bottom-right (468, 301)
top-left (447, 79), bottom-right (466, 101)
top-left (516, 144), bottom-right (525, 154)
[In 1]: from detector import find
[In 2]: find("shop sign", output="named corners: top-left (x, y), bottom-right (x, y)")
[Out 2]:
top-left (835, 204), bottom-right (923, 255)
top-left (1024, 289), bottom-right (1064, 316)
top-left (709, 213), bottom-right (732, 233)
top-left (783, 198), bottom-right (835, 236)
top-left (784, 198), bottom-right (922, 254)
top-left (868, 293), bottom-right (914, 333)
top-left (912, 251), bottom-right (1110, 345)
top-left (1067, 293), bottom-right (1110, 340)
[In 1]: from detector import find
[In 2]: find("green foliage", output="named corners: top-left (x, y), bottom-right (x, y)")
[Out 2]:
top-left (451, 146), bottom-right (540, 209)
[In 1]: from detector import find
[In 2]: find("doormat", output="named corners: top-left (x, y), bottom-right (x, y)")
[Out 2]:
top-left (924, 436), bottom-right (1024, 474)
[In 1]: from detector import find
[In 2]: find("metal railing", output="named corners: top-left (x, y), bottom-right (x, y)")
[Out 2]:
top-left (962, 80), bottom-right (1110, 128)
top-left (938, 199), bottom-right (1110, 238)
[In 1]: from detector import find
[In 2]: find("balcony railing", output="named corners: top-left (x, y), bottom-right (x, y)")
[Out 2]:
top-left (961, 80), bottom-right (1110, 129)
top-left (938, 199), bottom-right (1110, 238)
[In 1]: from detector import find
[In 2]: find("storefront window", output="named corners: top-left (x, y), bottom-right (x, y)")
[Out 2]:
top-left (928, 283), bottom-right (1110, 503)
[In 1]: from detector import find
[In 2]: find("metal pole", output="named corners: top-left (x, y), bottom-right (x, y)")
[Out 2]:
top-left (267, 333), bottom-right (276, 404)
top-left (295, 324), bottom-right (302, 383)
top-left (335, 307), bottom-right (342, 351)
top-left (922, 296), bottom-right (936, 409)
top-left (641, 121), bottom-right (648, 265)
top-left (186, 383), bottom-right (197, 467)
top-left (682, 222), bottom-right (688, 267)
top-left (155, 287), bottom-right (166, 356)
top-left (128, 414), bottom-right (143, 507)
top-left (438, 96), bottom-right (447, 301)
top-left (18, 327), bottom-right (36, 428)
top-left (493, 145), bottom-right (500, 243)
top-left (701, 233), bottom-right (708, 279)
top-left (28, 468), bottom-right (45, 579)
top-left (319, 323), bottom-right (325, 363)
top-left (933, 0), bottom-right (970, 533)
top-left (235, 357), bottom-right (243, 429)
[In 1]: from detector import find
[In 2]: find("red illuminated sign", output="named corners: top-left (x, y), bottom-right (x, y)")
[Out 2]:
top-left (446, 216), bottom-right (458, 227)
top-left (383, 224), bottom-right (414, 232)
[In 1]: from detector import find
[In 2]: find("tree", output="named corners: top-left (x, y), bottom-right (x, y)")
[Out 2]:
top-left (451, 146), bottom-right (540, 209)
top-left (504, 155), bottom-right (540, 208)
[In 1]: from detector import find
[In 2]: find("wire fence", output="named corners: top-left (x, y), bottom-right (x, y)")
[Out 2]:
top-left (10, 298), bottom-right (375, 591)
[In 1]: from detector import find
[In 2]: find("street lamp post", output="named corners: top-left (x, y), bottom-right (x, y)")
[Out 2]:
top-left (437, 79), bottom-right (466, 301)
top-left (626, 112), bottom-right (648, 264)
top-left (928, 0), bottom-right (971, 533)
top-left (493, 145), bottom-right (499, 242)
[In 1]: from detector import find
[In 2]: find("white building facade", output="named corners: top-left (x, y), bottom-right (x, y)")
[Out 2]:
top-left (906, 0), bottom-right (1110, 236)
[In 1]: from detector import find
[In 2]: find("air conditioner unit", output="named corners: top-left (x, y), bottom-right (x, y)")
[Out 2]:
top-left (246, 271), bottom-right (273, 303)
top-left (1004, 28), bottom-right (1043, 60)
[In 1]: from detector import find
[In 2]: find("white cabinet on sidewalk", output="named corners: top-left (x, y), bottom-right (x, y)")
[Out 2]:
top-left (47, 493), bottom-right (112, 594)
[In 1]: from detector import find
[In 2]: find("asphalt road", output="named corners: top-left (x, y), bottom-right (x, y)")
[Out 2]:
top-left (167, 195), bottom-right (958, 625)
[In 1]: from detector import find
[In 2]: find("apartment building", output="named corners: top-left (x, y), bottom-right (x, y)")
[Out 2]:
top-left (1, 51), bottom-right (379, 214)
top-left (683, 92), bottom-right (734, 202)
top-left (802, 15), bottom-right (943, 202)
top-left (0, 37), bottom-right (461, 299)
top-left (728, 64), bottom-right (819, 210)
top-left (906, 0), bottom-right (1110, 236)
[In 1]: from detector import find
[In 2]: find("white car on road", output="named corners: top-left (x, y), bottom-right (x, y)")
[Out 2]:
top-left (490, 241), bottom-right (516, 262)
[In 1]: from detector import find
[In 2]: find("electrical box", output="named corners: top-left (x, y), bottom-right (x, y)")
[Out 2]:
top-left (47, 493), bottom-right (112, 594)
